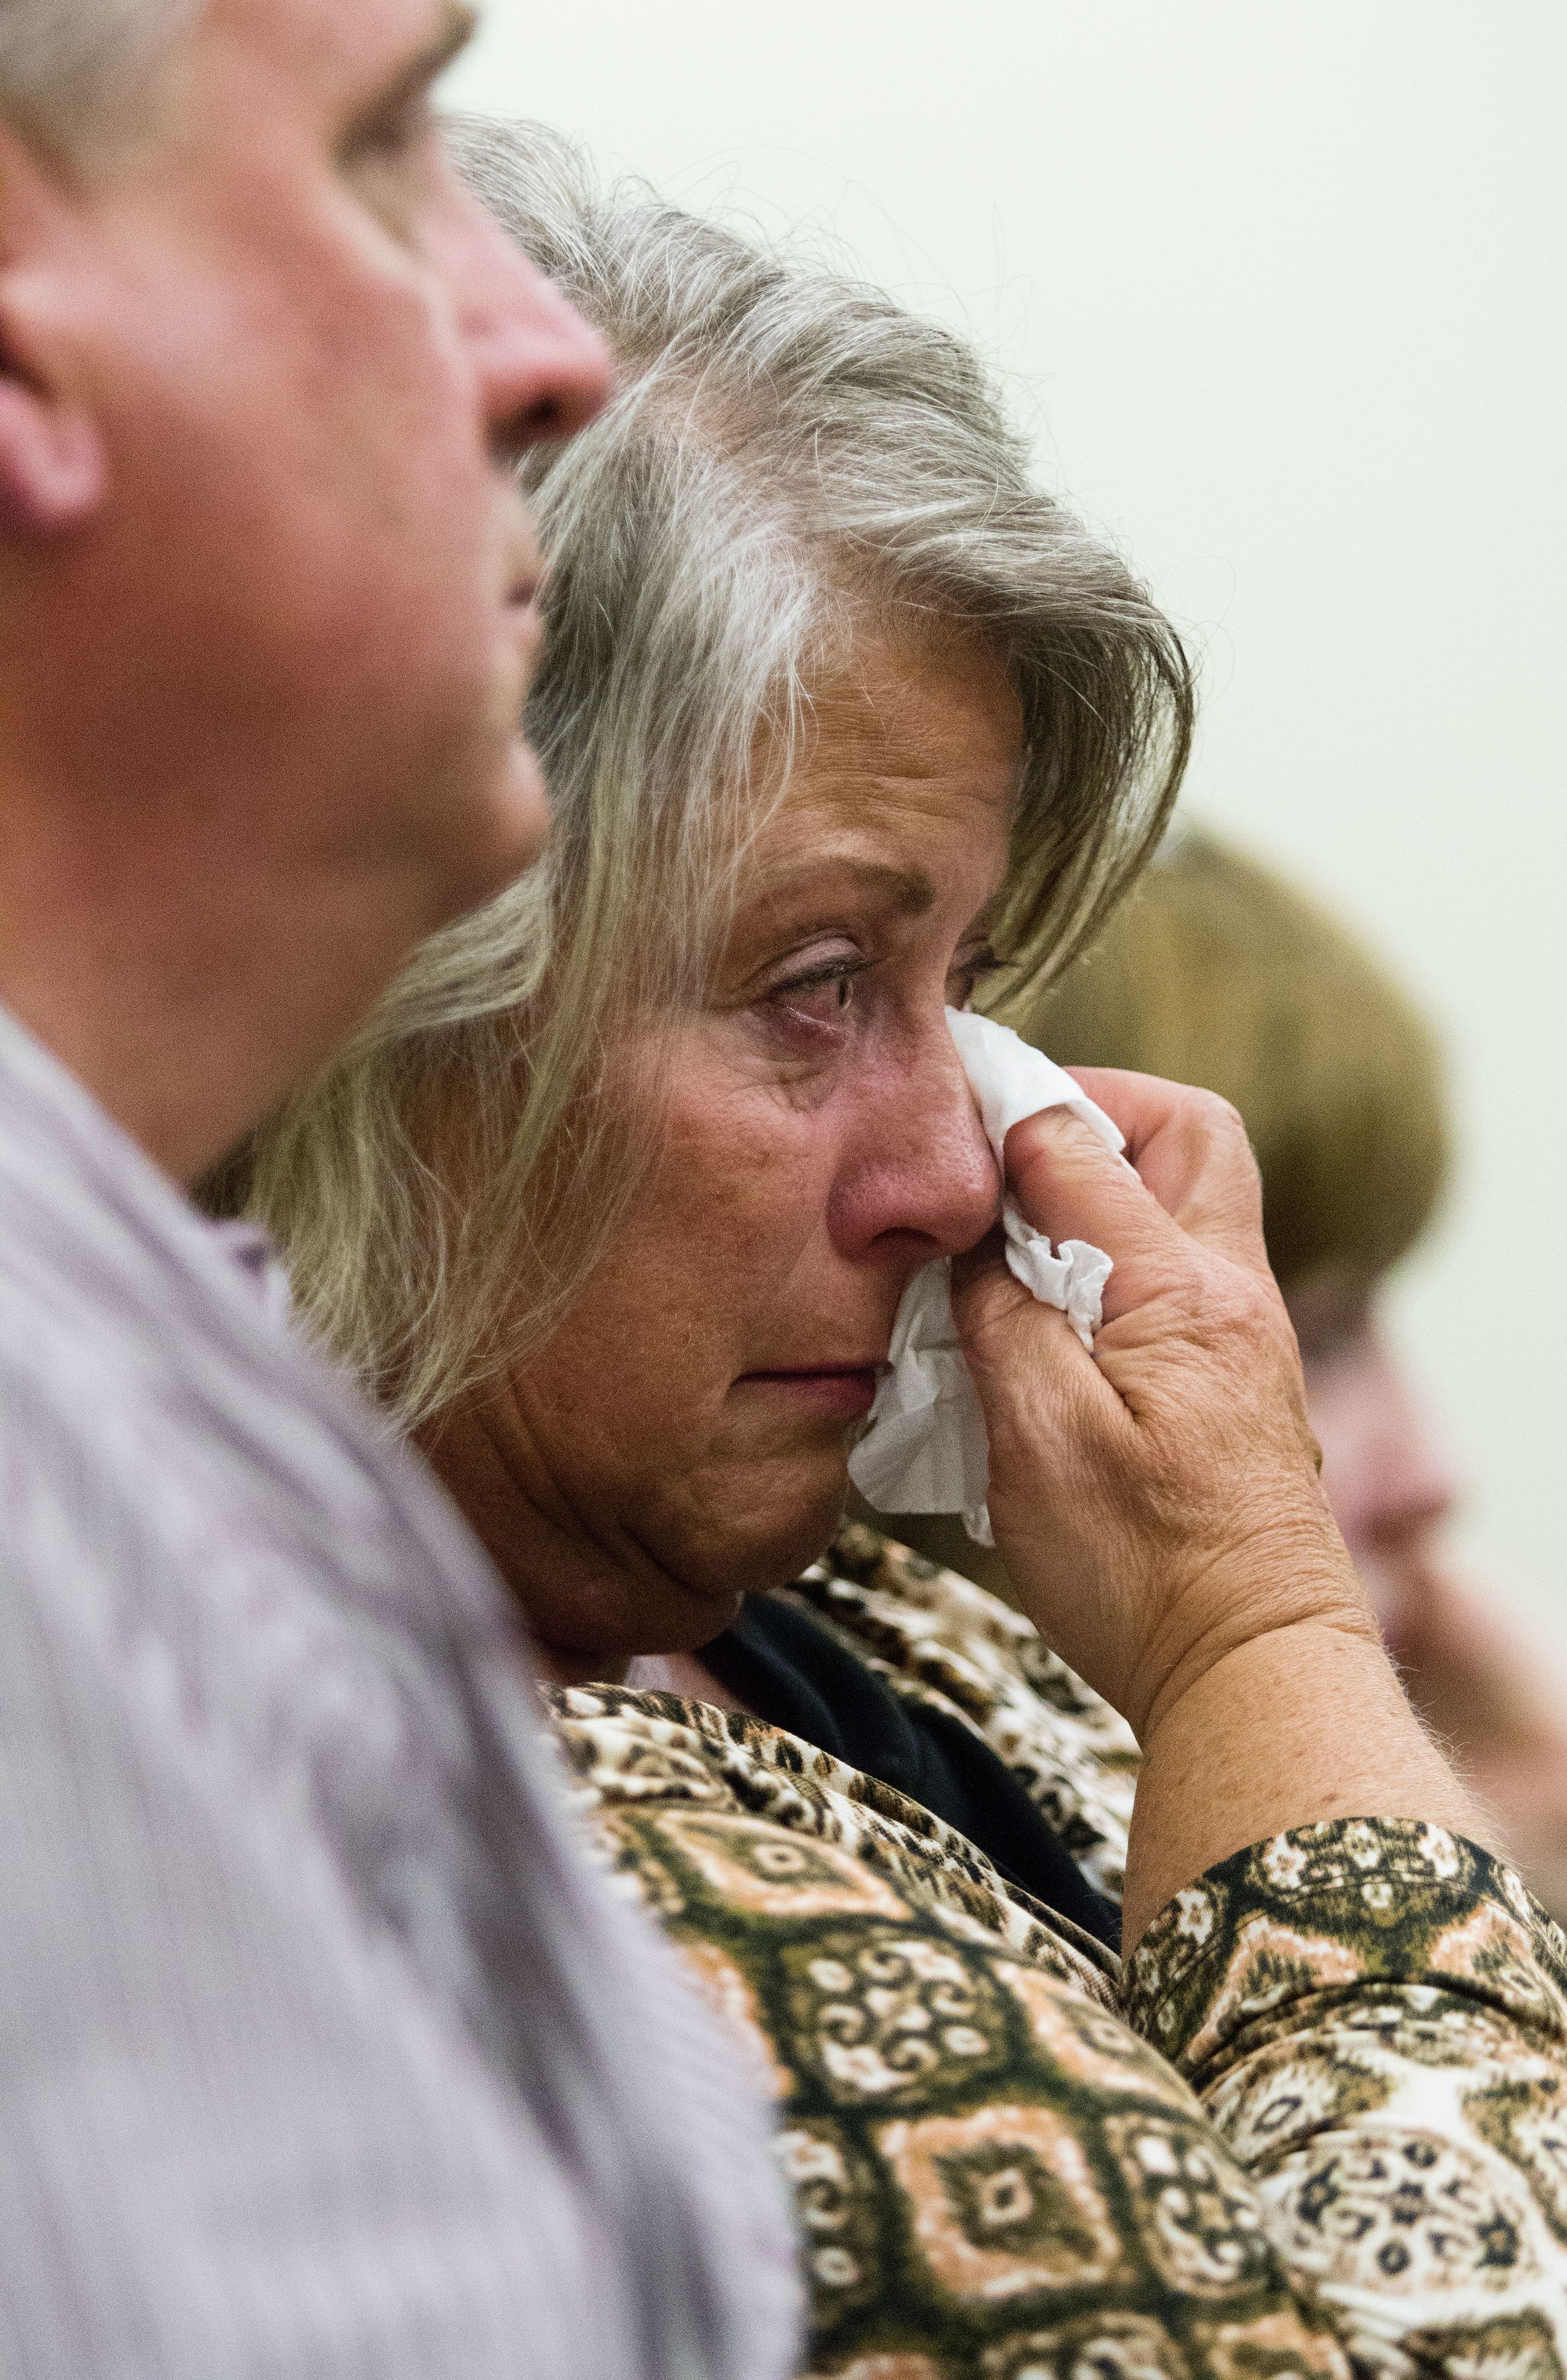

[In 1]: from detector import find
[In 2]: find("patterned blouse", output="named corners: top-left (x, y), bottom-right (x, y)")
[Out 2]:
top-left (549, 1525), bottom-right (1567, 2378)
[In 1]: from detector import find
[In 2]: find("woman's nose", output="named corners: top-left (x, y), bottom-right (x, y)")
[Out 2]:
top-left (826, 1022), bottom-right (1001, 1263)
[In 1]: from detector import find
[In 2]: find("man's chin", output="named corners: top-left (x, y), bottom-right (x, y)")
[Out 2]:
top-left (493, 734), bottom-right (552, 875)
top-left (442, 734), bottom-right (551, 918)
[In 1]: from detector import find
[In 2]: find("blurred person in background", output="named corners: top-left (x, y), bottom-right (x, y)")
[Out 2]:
top-left (893, 826), bottom-right (1567, 1919)
top-left (0, 7), bottom-right (797, 2375)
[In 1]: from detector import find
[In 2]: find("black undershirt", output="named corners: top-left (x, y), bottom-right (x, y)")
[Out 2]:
top-left (702, 1592), bottom-right (1122, 1953)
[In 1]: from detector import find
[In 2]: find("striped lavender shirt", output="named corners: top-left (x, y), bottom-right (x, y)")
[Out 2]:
top-left (0, 1003), bottom-right (798, 2380)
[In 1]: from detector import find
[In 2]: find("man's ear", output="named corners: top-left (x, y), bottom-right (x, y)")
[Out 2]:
top-left (0, 370), bottom-right (105, 533)
top-left (0, 129), bottom-right (106, 537)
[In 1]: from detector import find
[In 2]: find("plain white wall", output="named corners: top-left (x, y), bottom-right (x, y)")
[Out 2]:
top-left (447, 2), bottom-right (1567, 1638)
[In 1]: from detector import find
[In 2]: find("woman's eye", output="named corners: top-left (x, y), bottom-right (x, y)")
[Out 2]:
top-left (764, 960), bottom-right (868, 1031)
top-left (803, 973), bottom-right (855, 1019)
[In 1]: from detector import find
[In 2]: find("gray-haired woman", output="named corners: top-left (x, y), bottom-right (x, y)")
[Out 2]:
top-left (214, 125), bottom-right (1567, 2376)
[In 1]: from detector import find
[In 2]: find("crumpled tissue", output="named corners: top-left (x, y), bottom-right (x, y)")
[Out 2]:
top-left (845, 1007), bottom-right (1122, 1547)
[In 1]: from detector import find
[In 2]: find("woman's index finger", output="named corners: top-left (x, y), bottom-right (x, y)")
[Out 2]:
top-left (1026, 1068), bottom-right (1271, 1276)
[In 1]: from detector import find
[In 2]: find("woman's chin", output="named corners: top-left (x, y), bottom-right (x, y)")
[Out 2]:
top-left (681, 1457), bottom-right (852, 1602)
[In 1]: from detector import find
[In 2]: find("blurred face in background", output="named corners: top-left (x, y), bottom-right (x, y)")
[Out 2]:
top-left (1285, 1270), bottom-right (1458, 1618)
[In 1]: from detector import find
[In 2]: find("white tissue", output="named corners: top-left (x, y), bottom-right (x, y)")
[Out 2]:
top-left (846, 1008), bottom-right (1122, 1547)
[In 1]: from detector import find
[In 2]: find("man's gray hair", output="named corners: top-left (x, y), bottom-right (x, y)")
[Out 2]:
top-left (220, 119), bottom-right (1194, 1427)
top-left (0, 0), bottom-right (200, 158)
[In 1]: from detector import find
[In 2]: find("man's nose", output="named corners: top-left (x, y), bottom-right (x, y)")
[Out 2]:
top-left (456, 201), bottom-right (612, 458)
top-left (829, 1022), bottom-right (1002, 1262)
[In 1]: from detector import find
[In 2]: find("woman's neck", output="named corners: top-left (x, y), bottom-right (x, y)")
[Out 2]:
top-left (622, 1650), bottom-right (752, 1711)
top-left (526, 1637), bottom-right (631, 1688)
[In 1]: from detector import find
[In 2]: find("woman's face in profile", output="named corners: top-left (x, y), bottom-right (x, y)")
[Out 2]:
top-left (430, 633), bottom-right (1021, 1670)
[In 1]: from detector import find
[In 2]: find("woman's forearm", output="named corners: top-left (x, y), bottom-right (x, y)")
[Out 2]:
top-left (1121, 1611), bottom-right (1490, 1946)
top-left (957, 1078), bottom-right (1494, 1943)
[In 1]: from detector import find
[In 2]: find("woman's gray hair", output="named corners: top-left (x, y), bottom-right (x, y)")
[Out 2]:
top-left (218, 119), bottom-right (1194, 1428)
top-left (0, 0), bottom-right (201, 160)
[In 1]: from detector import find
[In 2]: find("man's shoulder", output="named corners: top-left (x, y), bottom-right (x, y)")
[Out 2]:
top-left (0, 1144), bottom-right (273, 1529)
top-left (0, 1088), bottom-right (439, 1667)
top-left (0, 1010), bottom-right (242, 1367)
top-left (0, 1196), bottom-right (500, 1907)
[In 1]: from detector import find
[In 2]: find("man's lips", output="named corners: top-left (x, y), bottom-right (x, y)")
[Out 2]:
top-left (507, 575), bottom-right (542, 633)
top-left (503, 584), bottom-right (545, 691)
top-left (734, 1363), bottom-right (888, 1420)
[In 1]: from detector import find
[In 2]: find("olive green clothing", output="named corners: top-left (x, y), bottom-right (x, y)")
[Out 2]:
top-left (549, 1529), bottom-right (1567, 2378)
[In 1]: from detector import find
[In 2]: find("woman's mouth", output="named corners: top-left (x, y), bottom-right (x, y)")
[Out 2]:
top-left (735, 1363), bottom-right (886, 1420)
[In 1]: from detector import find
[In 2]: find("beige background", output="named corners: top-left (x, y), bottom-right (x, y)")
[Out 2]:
top-left (448, 2), bottom-right (1567, 1640)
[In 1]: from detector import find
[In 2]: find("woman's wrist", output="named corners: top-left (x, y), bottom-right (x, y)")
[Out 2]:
top-left (998, 1485), bottom-right (1375, 1752)
top-left (1122, 1511), bottom-right (1376, 1746)
top-left (1121, 1615), bottom-right (1492, 1947)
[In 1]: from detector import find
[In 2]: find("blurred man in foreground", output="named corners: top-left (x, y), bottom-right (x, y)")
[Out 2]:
top-left (0, 4), bottom-right (795, 2373)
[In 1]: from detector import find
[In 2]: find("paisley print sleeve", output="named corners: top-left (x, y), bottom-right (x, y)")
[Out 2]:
top-left (551, 1690), bottom-right (1567, 2375)
top-left (1123, 1817), bottom-right (1567, 2372)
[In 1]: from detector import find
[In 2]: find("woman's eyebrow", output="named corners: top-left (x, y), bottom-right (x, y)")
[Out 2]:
top-left (760, 858), bottom-right (939, 918)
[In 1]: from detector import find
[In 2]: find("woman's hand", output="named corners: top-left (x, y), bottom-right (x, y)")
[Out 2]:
top-left (953, 1069), bottom-right (1488, 1942)
top-left (955, 1071), bottom-right (1360, 1736)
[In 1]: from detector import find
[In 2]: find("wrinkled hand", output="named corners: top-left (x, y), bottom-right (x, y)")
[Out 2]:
top-left (953, 1069), bottom-right (1377, 1744)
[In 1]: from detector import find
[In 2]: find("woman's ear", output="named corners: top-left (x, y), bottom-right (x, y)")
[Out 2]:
top-left (0, 132), bottom-right (106, 536)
